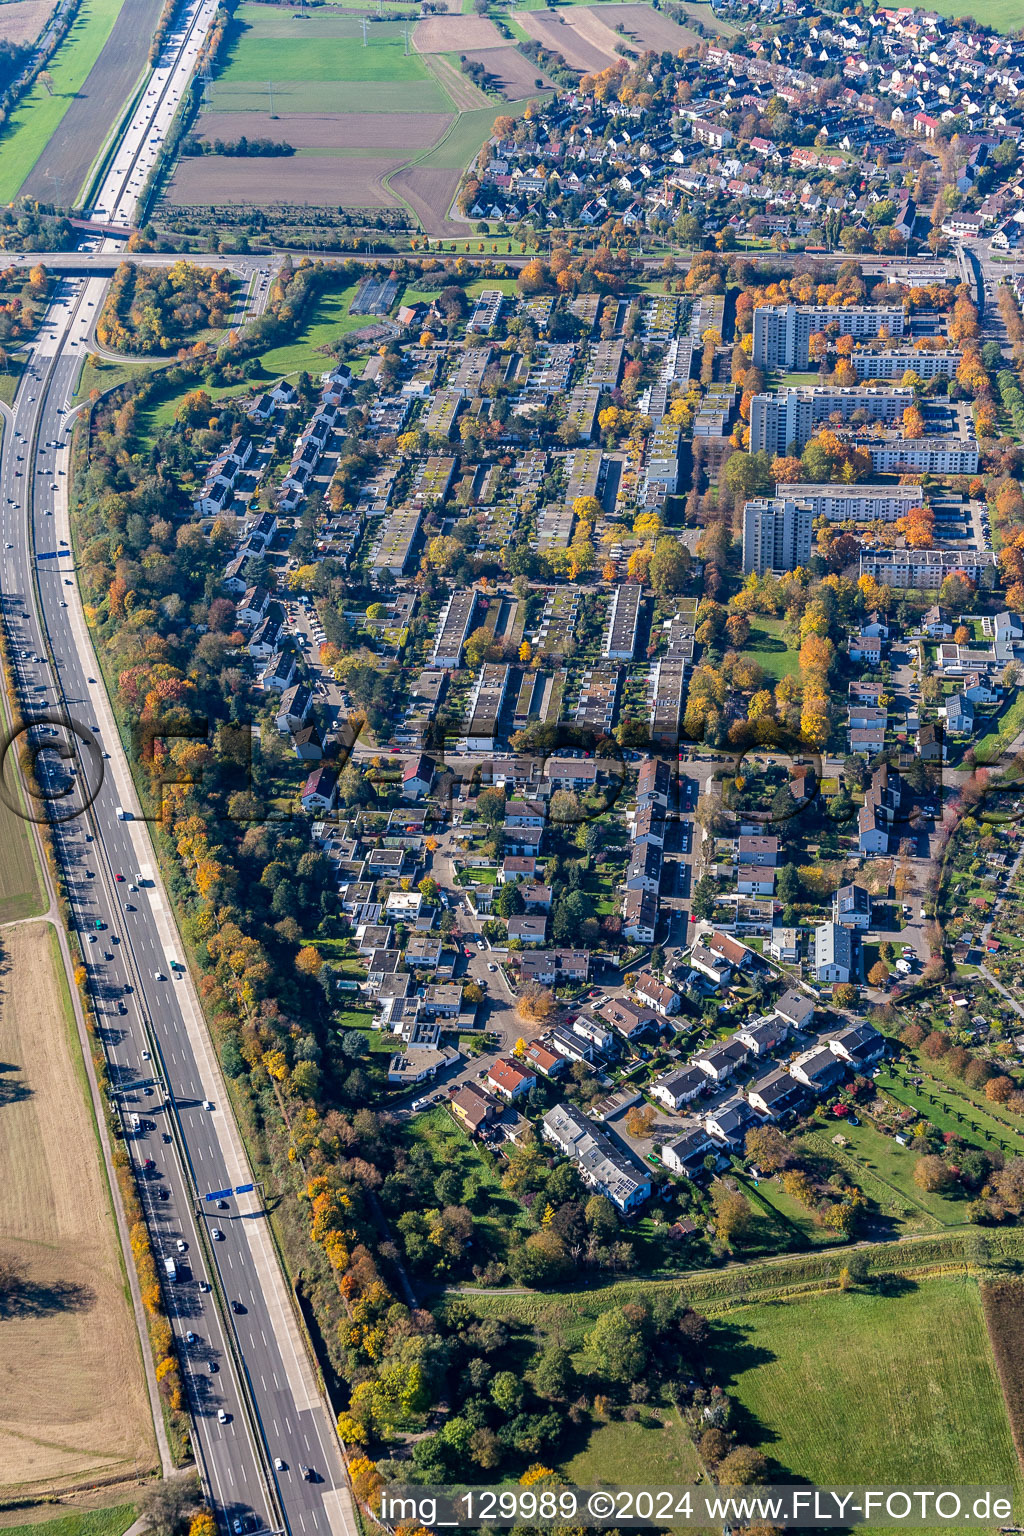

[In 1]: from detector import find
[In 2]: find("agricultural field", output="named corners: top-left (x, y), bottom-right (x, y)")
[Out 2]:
top-left (927, 0), bottom-right (1020, 29)
top-left (0, 753), bottom-right (46, 923)
top-left (566, 2), bottom-right (703, 56)
top-left (455, 46), bottom-right (552, 100)
top-left (412, 13), bottom-right (508, 50)
top-left (981, 1280), bottom-right (1024, 1465)
top-left (0, 0), bottom-right (57, 45)
top-left (0, 1507), bottom-right (137, 1536)
top-left (0, 0), bottom-right (132, 202)
top-left (707, 1277), bottom-right (1021, 1494)
top-left (167, 1), bottom-right (541, 226)
top-left (0, 922), bottom-right (155, 1496)
top-left (514, 8), bottom-right (612, 71)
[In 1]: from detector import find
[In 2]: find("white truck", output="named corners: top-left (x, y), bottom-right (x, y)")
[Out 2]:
top-left (163, 1256), bottom-right (178, 1281)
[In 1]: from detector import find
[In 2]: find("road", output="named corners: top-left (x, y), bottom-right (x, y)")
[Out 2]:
top-left (0, 10), bottom-right (357, 1535)
top-left (94, 0), bottom-right (223, 228)
top-left (4, 280), bottom-right (354, 1536)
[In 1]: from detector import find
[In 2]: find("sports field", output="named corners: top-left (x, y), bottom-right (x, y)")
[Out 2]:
top-left (0, 922), bottom-right (155, 1495)
top-left (707, 1277), bottom-right (1021, 1493)
top-left (0, 0), bottom-right (128, 202)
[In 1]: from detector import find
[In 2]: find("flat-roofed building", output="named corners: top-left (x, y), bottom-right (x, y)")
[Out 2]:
top-left (604, 584), bottom-right (642, 661)
top-left (859, 547), bottom-right (995, 590)
top-left (851, 348), bottom-right (958, 379)
top-left (431, 588), bottom-right (479, 669)
top-left (743, 498), bottom-right (814, 576)
top-left (863, 438), bottom-right (979, 475)
top-left (752, 303), bottom-right (905, 370)
top-left (749, 386), bottom-right (911, 456)
top-left (465, 663), bottom-right (511, 751)
top-left (775, 481), bottom-right (923, 522)
top-left (371, 507), bottom-right (422, 578)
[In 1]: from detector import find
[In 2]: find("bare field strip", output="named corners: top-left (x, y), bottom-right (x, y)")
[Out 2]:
top-left (421, 52), bottom-right (490, 109)
top-left (166, 153), bottom-right (408, 206)
top-left (412, 13), bottom-right (507, 50)
top-left (457, 45), bottom-right (551, 99)
top-left (513, 8), bottom-right (613, 70)
top-left (195, 109), bottom-right (451, 149)
top-left (0, 0), bottom-right (56, 45)
top-left (571, 2), bottom-right (700, 51)
top-left (20, 0), bottom-right (164, 202)
top-left (0, 923), bottom-right (155, 1497)
top-left (981, 1280), bottom-right (1024, 1469)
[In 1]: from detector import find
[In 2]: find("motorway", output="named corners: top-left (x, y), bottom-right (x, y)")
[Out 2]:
top-left (0, 7), bottom-right (355, 1535)
top-left (3, 287), bottom-right (354, 1536)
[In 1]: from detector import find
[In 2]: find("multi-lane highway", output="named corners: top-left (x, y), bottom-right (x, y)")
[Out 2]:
top-left (92, 0), bottom-right (221, 227)
top-left (2, 270), bottom-right (354, 1536)
top-left (3, 270), bottom-right (356, 1533)
top-left (0, 10), bottom-right (356, 1536)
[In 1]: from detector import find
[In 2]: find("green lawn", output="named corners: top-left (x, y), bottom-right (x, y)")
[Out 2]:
top-left (0, 0), bottom-right (127, 201)
top-left (415, 100), bottom-right (549, 171)
top-left (925, 0), bottom-right (1020, 28)
top-left (743, 1173), bottom-right (838, 1248)
top-left (139, 281), bottom-right (367, 441)
top-left (1, 1508), bottom-right (137, 1536)
top-left (0, 354), bottom-right (26, 405)
top-left (708, 1278), bottom-right (1021, 1498)
top-left (72, 352), bottom-right (151, 404)
top-left (801, 1120), bottom-right (968, 1231)
top-left (561, 1409), bottom-right (702, 1487)
top-left (973, 690), bottom-right (1024, 766)
top-left (747, 618), bottom-right (800, 680)
top-left (406, 1104), bottom-right (529, 1244)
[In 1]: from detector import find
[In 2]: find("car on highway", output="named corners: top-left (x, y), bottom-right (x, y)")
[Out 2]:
top-left (212, 1228), bottom-right (224, 1240)
top-left (217, 1410), bottom-right (230, 1425)
top-left (185, 1331), bottom-right (197, 1344)
top-left (203, 1099), bottom-right (214, 1110)
top-left (176, 1239), bottom-right (187, 1252)
top-left (274, 1457), bottom-right (287, 1472)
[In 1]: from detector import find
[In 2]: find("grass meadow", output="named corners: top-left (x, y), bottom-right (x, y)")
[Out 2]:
top-left (708, 1277), bottom-right (1021, 1496)
top-left (0, 1508), bottom-right (137, 1536)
